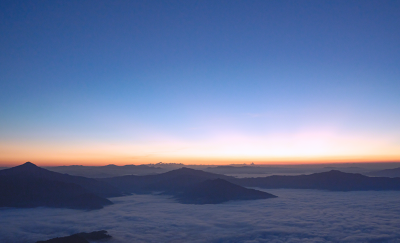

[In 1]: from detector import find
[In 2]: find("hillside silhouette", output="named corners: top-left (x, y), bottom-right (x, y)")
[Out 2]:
top-left (367, 167), bottom-right (400, 178)
top-left (47, 164), bottom-right (164, 178)
top-left (0, 162), bottom-right (117, 209)
top-left (36, 230), bottom-right (111, 243)
top-left (105, 167), bottom-right (400, 194)
top-left (104, 168), bottom-right (277, 204)
top-left (176, 178), bottom-right (277, 204)
top-left (235, 170), bottom-right (400, 191)
top-left (0, 162), bottom-right (121, 198)
top-left (102, 167), bottom-right (232, 194)
top-left (3, 163), bottom-right (399, 209)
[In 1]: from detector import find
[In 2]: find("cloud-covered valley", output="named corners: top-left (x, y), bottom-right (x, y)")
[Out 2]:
top-left (1, 189), bottom-right (399, 243)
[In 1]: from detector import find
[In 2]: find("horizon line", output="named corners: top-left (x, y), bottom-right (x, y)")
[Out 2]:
top-left (2, 160), bottom-right (400, 168)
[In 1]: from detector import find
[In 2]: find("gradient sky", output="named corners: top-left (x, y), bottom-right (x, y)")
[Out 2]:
top-left (1, 0), bottom-right (399, 166)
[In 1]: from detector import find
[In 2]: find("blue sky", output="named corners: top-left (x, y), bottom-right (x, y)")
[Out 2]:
top-left (1, 0), bottom-right (399, 165)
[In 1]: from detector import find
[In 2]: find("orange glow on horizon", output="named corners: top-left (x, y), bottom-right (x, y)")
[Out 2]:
top-left (1, 156), bottom-right (400, 167)
top-left (1, 129), bottom-right (400, 167)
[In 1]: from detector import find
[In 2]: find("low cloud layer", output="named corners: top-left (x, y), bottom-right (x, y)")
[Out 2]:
top-left (1, 189), bottom-right (400, 242)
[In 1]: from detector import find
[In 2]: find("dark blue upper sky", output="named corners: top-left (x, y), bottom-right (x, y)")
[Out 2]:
top-left (1, 0), bottom-right (399, 165)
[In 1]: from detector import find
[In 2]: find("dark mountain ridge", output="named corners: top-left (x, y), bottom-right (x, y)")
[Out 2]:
top-left (36, 230), bottom-right (111, 243)
top-left (102, 167), bottom-right (232, 194)
top-left (235, 170), bottom-right (400, 191)
top-left (176, 178), bottom-right (277, 204)
top-left (46, 164), bottom-right (164, 178)
top-left (0, 162), bottom-right (118, 209)
top-left (4, 163), bottom-right (397, 208)
top-left (0, 162), bottom-right (122, 198)
top-left (367, 167), bottom-right (400, 178)
top-left (105, 168), bottom-right (400, 194)
top-left (204, 165), bottom-right (300, 175)
top-left (103, 167), bottom-right (277, 204)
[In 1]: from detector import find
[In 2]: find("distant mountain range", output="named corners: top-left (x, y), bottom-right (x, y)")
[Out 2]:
top-left (0, 162), bottom-right (121, 198)
top-left (204, 165), bottom-right (375, 175)
top-left (0, 163), bottom-right (277, 208)
top-left (102, 167), bottom-right (232, 194)
top-left (104, 167), bottom-right (400, 193)
top-left (2, 163), bottom-right (400, 210)
top-left (102, 168), bottom-right (276, 204)
top-left (204, 165), bottom-right (305, 175)
top-left (46, 164), bottom-right (165, 178)
top-left (0, 162), bottom-right (121, 209)
top-left (35, 163), bottom-right (400, 178)
top-left (234, 170), bottom-right (400, 191)
top-left (367, 167), bottom-right (400, 178)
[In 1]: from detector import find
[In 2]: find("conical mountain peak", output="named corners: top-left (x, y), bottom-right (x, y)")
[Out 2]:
top-left (0, 161), bottom-right (48, 177)
top-left (21, 162), bottom-right (38, 167)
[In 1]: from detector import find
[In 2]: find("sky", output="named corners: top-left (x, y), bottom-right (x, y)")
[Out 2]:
top-left (1, 0), bottom-right (399, 166)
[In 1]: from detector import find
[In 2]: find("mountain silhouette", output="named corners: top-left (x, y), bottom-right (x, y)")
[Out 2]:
top-left (204, 165), bottom-right (291, 174)
top-left (175, 178), bottom-right (277, 204)
top-left (7, 163), bottom-right (395, 209)
top-left (101, 167), bottom-right (229, 194)
top-left (367, 167), bottom-right (400, 178)
top-left (104, 168), bottom-right (277, 204)
top-left (47, 164), bottom-right (164, 178)
top-left (145, 167), bottom-right (235, 194)
top-left (102, 167), bottom-right (232, 194)
top-left (235, 170), bottom-right (400, 191)
top-left (105, 168), bottom-right (400, 195)
top-left (36, 230), bottom-right (111, 243)
top-left (0, 175), bottom-right (112, 209)
top-left (0, 162), bottom-right (122, 198)
top-left (0, 162), bottom-right (117, 209)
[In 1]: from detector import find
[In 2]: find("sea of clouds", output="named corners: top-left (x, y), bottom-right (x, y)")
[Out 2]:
top-left (1, 189), bottom-right (400, 243)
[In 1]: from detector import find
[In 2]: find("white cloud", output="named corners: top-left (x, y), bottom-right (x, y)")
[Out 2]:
top-left (0, 189), bottom-right (399, 242)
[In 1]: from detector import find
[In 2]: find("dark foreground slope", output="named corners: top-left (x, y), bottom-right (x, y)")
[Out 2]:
top-left (0, 162), bottom-right (117, 209)
top-left (0, 176), bottom-right (112, 209)
top-left (0, 162), bottom-right (121, 198)
top-left (235, 170), bottom-right (400, 191)
top-left (176, 178), bottom-right (277, 204)
top-left (36, 230), bottom-right (111, 243)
